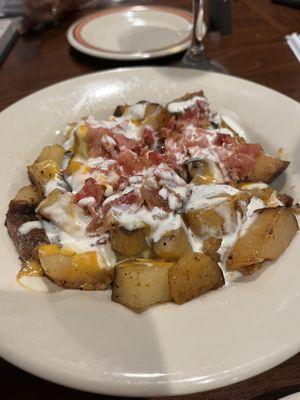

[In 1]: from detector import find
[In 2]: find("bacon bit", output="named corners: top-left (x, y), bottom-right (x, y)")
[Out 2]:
top-left (86, 216), bottom-right (104, 234)
top-left (117, 149), bottom-right (143, 175)
top-left (140, 185), bottom-right (170, 211)
top-left (148, 151), bottom-right (162, 165)
top-left (177, 99), bottom-right (210, 128)
top-left (214, 133), bottom-right (263, 180)
top-left (113, 134), bottom-right (142, 152)
top-left (73, 178), bottom-right (104, 207)
top-left (87, 127), bottom-right (115, 158)
top-left (102, 190), bottom-right (143, 215)
top-left (117, 176), bottom-right (128, 191)
top-left (143, 127), bottom-right (155, 146)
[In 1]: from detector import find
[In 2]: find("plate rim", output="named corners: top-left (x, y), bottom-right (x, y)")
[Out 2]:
top-left (0, 67), bottom-right (300, 396)
top-left (66, 6), bottom-right (193, 60)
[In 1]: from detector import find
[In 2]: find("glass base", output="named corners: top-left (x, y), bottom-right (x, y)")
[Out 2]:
top-left (181, 57), bottom-right (228, 74)
top-left (178, 46), bottom-right (228, 74)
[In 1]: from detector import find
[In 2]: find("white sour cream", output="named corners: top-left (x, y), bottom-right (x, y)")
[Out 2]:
top-left (167, 95), bottom-right (207, 113)
top-left (18, 221), bottom-right (43, 235)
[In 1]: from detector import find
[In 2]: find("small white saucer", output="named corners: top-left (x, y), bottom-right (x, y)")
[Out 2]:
top-left (67, 6), bottom-right (194, 60)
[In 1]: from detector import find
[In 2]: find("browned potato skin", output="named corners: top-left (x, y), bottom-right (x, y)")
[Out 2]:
top-left (36, 144), bottom-right (65, 165)
top-left (27, 160), bottom-right (60, 195)
top-left (184, 200), bottom-right (237, 237)
top-left (227, 208), bottom-right (299, 271)
top-left (142, 103), bottom-right (171, 131)
top-left (247, 154), bottom-right (290, 184)
top-left (6, 210), bottom-right (49, 261)
top-left (37, 189), bottom-right (64, 218)
top-left (169, 252), bottom-right (224, 305)
top-left (14, 185), bottom-right (43, 206)
top-left (153, 227), bottom-right (191, 260)
top-left (5, 188), bottom-right (49, 261)
top-left (112, 259), bottom-right (173, 310)
top-left (238, 263), bottom-right (263, 276)
top-left (184, 208), bottom-right (224, 237)
top-left (38, 250), bottom-right (113, 290)
top-left (110, 227), bottom-right (148, 257)
top-left (203, 237), bottom-right (222, 261)
top-left (113, 102), bottom-right (171, 131)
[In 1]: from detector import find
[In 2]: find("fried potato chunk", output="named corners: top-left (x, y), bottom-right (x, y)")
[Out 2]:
top-left (112, 258), bottom-right (173, 310)
top-left (227, 208), bottom-right (298, 272)
top-left (110, 227), bottom-right (148, 257)
top-left (169, 252), bottom-right (224, 304)
top-left (153, 227), bottom-right (191, 260)
top-left (38, 245), bottom-right (113, 290)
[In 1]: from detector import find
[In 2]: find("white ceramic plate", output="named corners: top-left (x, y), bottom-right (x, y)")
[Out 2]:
top-left (67, 6), bottom-right (194, 60)
top-left (280, 394), bottom-right (300, 400)
top-left (0, 67), bottom-right (300, 397)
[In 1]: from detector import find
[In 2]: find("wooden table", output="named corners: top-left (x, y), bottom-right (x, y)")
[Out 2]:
top-left (0, 0), bottom-right (299, 399)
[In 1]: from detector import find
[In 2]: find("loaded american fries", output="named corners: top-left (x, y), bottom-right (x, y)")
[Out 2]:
top-left (5, 91), bottom-right (298, 310)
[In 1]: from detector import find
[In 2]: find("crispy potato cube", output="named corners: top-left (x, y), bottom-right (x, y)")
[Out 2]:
top-left (38, 245), bottom-right (113, 290)
top-left (153, 227), bottom-right (191, 260)
top-left (188, 160), bottom-right (216, 184)
top-left (142, 103), bottom-right (171, 131)
top-left (112, 259), bottom-right (173, 310)
top-left (8, 185), bottom-right (43, 215)
top-left (202, 236), bottom-right (222, 261)
top-left (247, 154), bottom-right (289, 184)
top-left (110, 227), bottom-right (148, 257)
top-left (36, 145), bottom-right (65, 165)
top-left (169, 252), bottom-right (225, 304)
top-left (28, 160), bottom-right (60, 194)
top-left (76, 124), bottom-right (89, 158)
top-left (184, 200), bottom-right (237, 237)
top-left (14, 185), bottom-right (43, 205)
top-left (113, 102), bottom-right (170, 131)
top-left (36, 189), bottom-right (64, 218)
top-left (227, 208), bottom-right (299, 271)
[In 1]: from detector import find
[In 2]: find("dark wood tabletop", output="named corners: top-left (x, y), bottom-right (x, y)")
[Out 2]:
top-left (1, 0), bottom-right (300, 399)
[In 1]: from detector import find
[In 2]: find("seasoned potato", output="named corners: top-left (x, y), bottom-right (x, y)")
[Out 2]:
top-left (169, 252), bottom-right (224, 304)
top-left (184, 200), bottom-right (237, 237)
top-left (247, 154), bottom-right (289, 184)
top-left (142, 103), bottom-right (171, 131)
top-left (153, 227), bottom-right (191, 260)
top-left (227, 208), bottom-right (299, 271)
top-left (238, 263), bottom-right (263, 276)
top-left (202, 237), bottom-right (222, 261)
top-left (76, 124), bottom-right (89, 158)
top-left (38, 245), bottom-right (113, 290)
top-left (110, 227), bottom-right (148, 257)
top-left (36, 189), bottom-right (64, 217)
top-left (28, 160), bottom-right (61, 194)
top-left (188, 160), bottom-right (216, 184)
top-left (112, 258), bottom-right (173, 310)
top-left (36, 144), bottom-right (65, 165)
top-left (14, 185), bottom-right (43, 205)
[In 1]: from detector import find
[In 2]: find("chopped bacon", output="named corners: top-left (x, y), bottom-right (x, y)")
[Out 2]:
top-left (140, 185), bottom-right (169, 211)
top-left (148, 151), bottom-right (162, 165)
top-left (117, 176), bottom-right (128, 191)
top-left (102, 190), bottom-right (143, 215)
top-left (87, 127), bottom-right (116, 158)
top-left (143, 127), bottom-right (155, 146)
top-left (73, 178), bottom-right (104, 207)
top-left (214, 133), bottom-right (263, 180)
top-left (113, 134), bottom-right (142, 152)
top-left (117, 149), bottom-right (144, 175)
top-left (177, 99), bottom-right (210, 128)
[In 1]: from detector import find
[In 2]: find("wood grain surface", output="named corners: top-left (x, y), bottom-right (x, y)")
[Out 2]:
top-left (0, 0), bottom-right (299, 399)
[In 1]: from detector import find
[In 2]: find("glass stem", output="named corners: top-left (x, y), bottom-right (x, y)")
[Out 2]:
top-left (192, 0), bottom-right (205, 48)
top-left (183, 0), bottom-right (207, 66)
